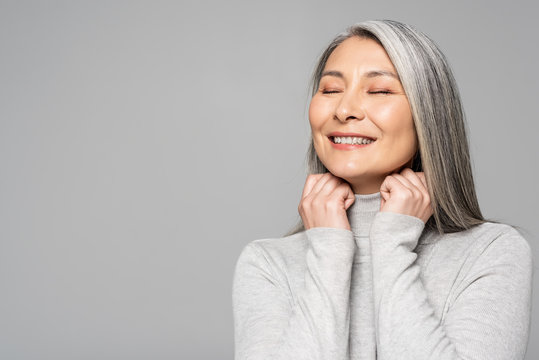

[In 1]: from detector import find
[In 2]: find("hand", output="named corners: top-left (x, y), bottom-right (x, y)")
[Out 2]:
top-left (379, 168), bottom-right (433, 224)
top-left (298, 173), bottom-right (356, 230)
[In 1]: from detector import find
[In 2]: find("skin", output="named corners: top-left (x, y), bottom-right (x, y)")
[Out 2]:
top-left (298, 37), bottom-right (433, 231)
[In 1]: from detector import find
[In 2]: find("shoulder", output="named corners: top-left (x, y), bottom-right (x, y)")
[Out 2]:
top-left (430, 221), bottom-right (534, 273)
top-left (421, 222), bottom-right (534, 307)
top-left (470, 222), bottom-right (534, 270)
top-left (234, 231), bottom-right (309, 278)
top-left (440, 222), bottom-right (535, 320)
top-left (429, 220), bottom-right (528, 247)
top-left (459, 221), bottom-right (531, 256)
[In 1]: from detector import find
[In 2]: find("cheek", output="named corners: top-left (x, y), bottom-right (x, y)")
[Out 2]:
top-left (391, 111), bottom-right (417, 152)
top-left (372, 101), bottom-right (417, 152)
top-left (308, 96), bottom-right (330, 128)
top-left (374, 101), bottom-right (414, 134)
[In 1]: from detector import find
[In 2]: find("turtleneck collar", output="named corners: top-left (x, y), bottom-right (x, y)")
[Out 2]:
top-left (346, 192), bottom-right (382, 237)
top-left (346, 191), bottom-right (435, 248)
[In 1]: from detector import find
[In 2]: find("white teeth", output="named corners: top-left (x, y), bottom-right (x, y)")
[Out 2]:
top-left (333, 136), bottom-right (375, 144)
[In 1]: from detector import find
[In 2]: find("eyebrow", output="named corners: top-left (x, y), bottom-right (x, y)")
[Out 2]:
top-left (321, 69), bottom-right (399, 80)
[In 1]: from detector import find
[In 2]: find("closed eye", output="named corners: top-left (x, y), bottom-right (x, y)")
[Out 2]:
top-left (369, 90), bottom-right (392, 94)
top-left (322, 90), bottom-right (341, 94)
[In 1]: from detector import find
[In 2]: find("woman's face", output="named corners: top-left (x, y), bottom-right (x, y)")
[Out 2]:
top-left (309, 36), bottom-right (418, 194)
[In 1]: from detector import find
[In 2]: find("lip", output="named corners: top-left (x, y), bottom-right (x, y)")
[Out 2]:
top-left (327, 131), bottom-right (377, 150)
top-left (327, 131), bottom-right (377, 140)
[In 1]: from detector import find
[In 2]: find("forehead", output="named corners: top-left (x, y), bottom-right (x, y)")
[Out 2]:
top-left (325, 36), bottom-right (396, 72)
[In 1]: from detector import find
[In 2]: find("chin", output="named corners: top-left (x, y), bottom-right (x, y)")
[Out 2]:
top-left (326, 165), bottom-right (368, 181)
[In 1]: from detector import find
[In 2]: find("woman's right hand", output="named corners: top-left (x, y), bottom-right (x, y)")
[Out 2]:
top-left (298, 172), bottom-right (356, 231)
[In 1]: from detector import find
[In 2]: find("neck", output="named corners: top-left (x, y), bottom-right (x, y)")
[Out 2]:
top-left (346, 192), bottom-right (382, 236)
top-left (346, 191), bottom-right (382, 264)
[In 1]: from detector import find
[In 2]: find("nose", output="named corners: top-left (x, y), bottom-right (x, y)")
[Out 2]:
top-left (335, 91), bottom-right (365, 122)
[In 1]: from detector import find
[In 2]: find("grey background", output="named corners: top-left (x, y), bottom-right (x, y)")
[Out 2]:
top-left (1, 0), bottom-right (537, 359)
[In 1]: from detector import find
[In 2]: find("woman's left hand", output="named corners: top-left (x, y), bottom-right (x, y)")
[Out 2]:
top-left (379, 168), bottom-right (433, 224)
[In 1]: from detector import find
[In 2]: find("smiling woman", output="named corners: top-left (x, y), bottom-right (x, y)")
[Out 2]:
top-left (309, 36), bottom-right (417, 196)
top-left (232, 20), bottom-right (533, 360)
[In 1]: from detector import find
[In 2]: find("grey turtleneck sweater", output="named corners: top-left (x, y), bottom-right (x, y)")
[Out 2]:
top-left (232, 192), bottom-right (534, 359)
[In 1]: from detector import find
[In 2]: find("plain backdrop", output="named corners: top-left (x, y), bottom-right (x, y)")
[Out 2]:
top-left (1, 0), bottom-right (537, 359)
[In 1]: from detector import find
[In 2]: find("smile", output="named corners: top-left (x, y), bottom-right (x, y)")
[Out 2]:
top-left (332, 136), bottom-right (375, 145)
top-left (328, 136), bottom-right (376, 150)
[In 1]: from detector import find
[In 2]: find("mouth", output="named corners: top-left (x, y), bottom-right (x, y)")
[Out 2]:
top-left (328, 135), bottom-right (377, 145)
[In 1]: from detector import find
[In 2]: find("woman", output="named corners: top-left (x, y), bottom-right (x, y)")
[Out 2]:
top-left (232, 20), bottom-right (533, 360)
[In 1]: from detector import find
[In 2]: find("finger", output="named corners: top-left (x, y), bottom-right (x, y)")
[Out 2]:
top-left (400, 170), bottom-right (432, 217)
top-left (400, 169), bottom-right (430, 200)
top-left (332, 182), bottom-right (355, 209)
top-left (380, 175), bottom-right (406, 199)
top-left (391, 172), bottom-right (417, 190)
top-left (416, 172), bottom-right (428, 189)
top-left (318, 174), bottom-right (346, 197)
top-left (396, 169), bottom-right (425, 193)
top-left (388, 174), bottom-right (422, 205)
top-left (309, 172), bottom-right (337, 198)
top-left (299, 174), bottom-right (326, 223)
top-left (416, 172), bottom-right (433, 212)
top-left (400, 168), bottom-right (426, 189)
top-left (392, 173), bottom-right (427, 205)
top-left (344, 197), bottom-right (354, 209)
top-left (326, 178), bottom-right (356, 209)
top-left (301, 173), bottom-right (326, 199)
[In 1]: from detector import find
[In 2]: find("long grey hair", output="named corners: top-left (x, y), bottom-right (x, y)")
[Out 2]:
top-left (284, 19), bottom-right (493, 236)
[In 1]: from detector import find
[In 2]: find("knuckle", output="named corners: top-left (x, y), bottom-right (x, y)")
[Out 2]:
top-left (402, 168), bottom-right (413, 175)
top-left (300, 197), bottom-right (312, 210)
top-left (310, 196), bottom-right (321, 207)
top-left (400, 188), bottom-right (413, 199)
top-left (337, 182), bottom-right (349, 190)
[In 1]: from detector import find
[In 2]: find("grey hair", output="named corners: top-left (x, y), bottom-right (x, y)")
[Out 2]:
top-left (284, 19), bottom-right (497, 237)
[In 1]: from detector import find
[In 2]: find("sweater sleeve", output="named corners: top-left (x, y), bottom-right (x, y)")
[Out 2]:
top-left (369, 211), bottom-right (534, 360)
top-left (232, 227), bottom-right (356, 360)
